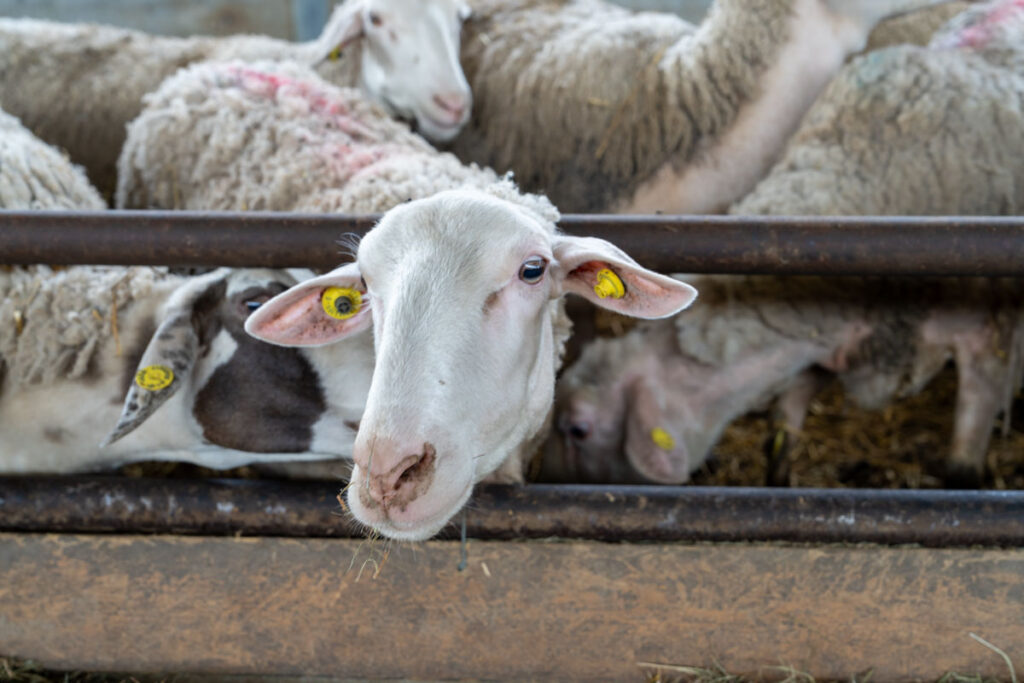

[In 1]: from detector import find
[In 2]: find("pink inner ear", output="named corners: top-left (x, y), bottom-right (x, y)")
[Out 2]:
top-left (246, 285), bottom-right (368, 347)
top-left (567, 260), bottom-right (697, 320)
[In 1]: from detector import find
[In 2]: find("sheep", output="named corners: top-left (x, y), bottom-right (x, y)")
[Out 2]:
top-left (0, 266), bottom-right (378, 473)
top-left (731, 0), bottom-right (1024, 215)
top-left (449, 0), bottom-right (958, 213)
top-left (0, 0), bottom-right (473, 198)
top-left (246, 184), bottom-right (698, 541)
top-left (116, 60), bottom-right (496, 213)
top-left (552, 275), bottom-right (1024, 488)
top-left (547, 0), bottom-right (1024, 488)
top-left (0, 107), bottom-right (376, 474)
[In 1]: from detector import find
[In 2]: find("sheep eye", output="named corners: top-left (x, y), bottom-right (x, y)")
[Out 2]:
top-left (519, 258), bottom-right (546, 284)
top-left (244, 301), bottom-right (263, 312)
top-left (369, 12), bottom-right (383, 27)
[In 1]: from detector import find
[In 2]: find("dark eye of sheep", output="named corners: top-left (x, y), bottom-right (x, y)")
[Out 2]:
top-left (244, 301), bottom-right (263, 312)
top-left (369, 12), bottom-right (383, 27)
top-left (519, 258), bottom-right (546, 284)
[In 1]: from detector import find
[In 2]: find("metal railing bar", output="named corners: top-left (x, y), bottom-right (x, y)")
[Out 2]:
top-left (2, 476), bottom-right (1023, 546)
top-left (1, 210), bottom-right (1023, 275)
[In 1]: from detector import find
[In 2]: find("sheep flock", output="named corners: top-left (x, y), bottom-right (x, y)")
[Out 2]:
top-left (1, 0), bottom-right (1023, 538)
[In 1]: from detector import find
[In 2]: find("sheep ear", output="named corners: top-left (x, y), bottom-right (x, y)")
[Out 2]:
top-left (103, 270), bottom-right (233, 446)
top-left (552, 236), bottom-right (697, 319)
top-left (623, 377), bottom-right (691, 484)
top-left (314, 0), bottom-right (365, 64)
top-left (245, 263), bottom-right (371, 347)
top-left (103, 312), bottom-right (200, 447)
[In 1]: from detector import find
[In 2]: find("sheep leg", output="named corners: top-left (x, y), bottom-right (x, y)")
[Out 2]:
top-left (765, 367), bottom-right (832, 486)
top-left (947, 334), bottom-right (1007, 488)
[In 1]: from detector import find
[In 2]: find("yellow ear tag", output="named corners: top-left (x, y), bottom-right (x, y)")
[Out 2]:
top-left (135, 365), bottom-right (174, 392)
top-left (322, 286), bottom-right (362, 320)
top-left (651, 427), bottom-right (675, 451)
top-left (593, 268), bottom-right (625, 299)
top-left (327, 45), bottom-right (343, 61)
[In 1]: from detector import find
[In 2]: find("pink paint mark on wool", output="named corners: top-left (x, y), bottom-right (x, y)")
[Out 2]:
top-left (948, 0), bottom-right (1024, 49)
top-left (227, 66), bottom-right (376, 140)
top-left (321, 142), bottom-right (403, 180)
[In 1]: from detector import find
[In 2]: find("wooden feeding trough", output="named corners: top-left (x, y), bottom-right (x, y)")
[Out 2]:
top-left (1, 211), bottom-right (1023, 681)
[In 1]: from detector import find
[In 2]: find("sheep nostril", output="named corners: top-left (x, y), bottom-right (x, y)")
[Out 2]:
top-left (393, 443), bottom-right (436, 491)
top-left (568, 422), bottom-right (591, 440)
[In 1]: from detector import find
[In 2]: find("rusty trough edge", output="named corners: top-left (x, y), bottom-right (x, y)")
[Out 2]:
top-left (1, 476), bottom-right (1022, 547)
top-left (2, 210), bottom-right (1024, 275)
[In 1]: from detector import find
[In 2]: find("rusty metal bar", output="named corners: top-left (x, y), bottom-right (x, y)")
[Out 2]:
top-left (1, 210), bottom-right (1023, 275)
top-left (2, 476), bottom-right (1023, 546)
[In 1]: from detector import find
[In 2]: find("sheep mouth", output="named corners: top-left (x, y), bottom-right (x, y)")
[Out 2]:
top-left (409, 113), bottom-right (467, 143)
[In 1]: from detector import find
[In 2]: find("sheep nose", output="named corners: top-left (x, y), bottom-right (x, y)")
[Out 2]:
top-left (359, 441), bottom-right (437, 509)
top-left (558, 410), bottom-right (592, 441)
top-left (568, 421), bottom-right (591, 440)
top-left (432, 93), bottom-right (468, 120)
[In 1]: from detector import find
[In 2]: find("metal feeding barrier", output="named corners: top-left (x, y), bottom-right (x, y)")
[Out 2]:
top-left (2, 210), bottom-right (1024, 547)
top-left (3, 209), bottom-right (1024, 274)
top-left (4, 210), bottom-right (1024, 681)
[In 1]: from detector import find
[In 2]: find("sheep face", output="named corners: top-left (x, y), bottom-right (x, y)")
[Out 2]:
top-left (321, 0), bottom-right (472, 142)
top-left (553, 324), bottom-right (720, 485)
top-left (247, 187), bottom-right (697, 540)
top-left (553, 316), bottom-right (837, 485)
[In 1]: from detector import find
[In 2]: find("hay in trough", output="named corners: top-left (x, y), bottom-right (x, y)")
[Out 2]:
top-left (692, 367), bottom-right (1024, 490)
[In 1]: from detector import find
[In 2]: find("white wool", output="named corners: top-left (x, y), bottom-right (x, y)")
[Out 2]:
top-left (0, 109), bottom-right (104, 210)
top-left (0, 266), bottom-right (174, 387)
top-left (117, 60), bottom-right (499, 213)
top-left (732, 0), bottom-right (1024, 216)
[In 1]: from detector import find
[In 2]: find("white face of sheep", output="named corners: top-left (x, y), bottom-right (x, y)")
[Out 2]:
top-left (246, 189), bottom-right (698, 541)
top-left (318, 0), bottom-right (473, 142)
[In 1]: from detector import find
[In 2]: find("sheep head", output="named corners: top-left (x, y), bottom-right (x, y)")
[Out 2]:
top-left (316, 0), bottom-right (473, 142)
top-left (246, 185), bottom-right (697, 540)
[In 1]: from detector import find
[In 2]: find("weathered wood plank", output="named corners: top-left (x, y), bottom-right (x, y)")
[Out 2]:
top-left (1, 534), bottom-right (1021, 680)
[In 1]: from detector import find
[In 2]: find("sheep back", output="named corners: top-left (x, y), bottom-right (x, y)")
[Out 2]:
top-left (0, 18), bottom-right (358, 199)
top-left (0, 108), bottom-right (105, 210)
top-left (732, 44), bottom-right (1024, 216)
top-left (117, 60), bottom-right (497, 213)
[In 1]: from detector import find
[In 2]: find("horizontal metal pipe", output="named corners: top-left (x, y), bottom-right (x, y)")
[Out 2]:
top-left (2, 477), bottom-right (1022, 547)
top-left (1, 210), bottom-right (1023, 275)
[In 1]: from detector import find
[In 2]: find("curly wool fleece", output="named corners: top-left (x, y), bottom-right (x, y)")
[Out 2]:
top-left (0, 266), bottom-right (175, 387)
top-left (117, 60), bottom-right (498, 214)
top-left (0, 108), bottom-right (104, 211)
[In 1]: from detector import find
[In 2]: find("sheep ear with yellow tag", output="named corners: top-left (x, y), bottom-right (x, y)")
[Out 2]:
top-left (552, 235), bottom-right (697, 319)
top-left (102, 269), bottom-right (236, 446)
top-left (312, 0), bottom-right (366, 65)
top-left (623, 377), bottom-right (692, 484)
top-left (245, 263), bottom-right (371, 348)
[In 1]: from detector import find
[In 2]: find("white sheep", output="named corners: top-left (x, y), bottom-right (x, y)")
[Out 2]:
top-left (552, 275), bottom-right (1024, 487)
top-left (116, 60), bottom-right (495, 213)
top-left (450, 0), bottom-right (958, 213)
top-left (246, 184), bottom-right (698, 541)
top-left (0, 108), bottom-right (375, 474)
top-left (0, 0), bottom-right (473, 198)
top-left (731, 0), bottom-right (1024, 215)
